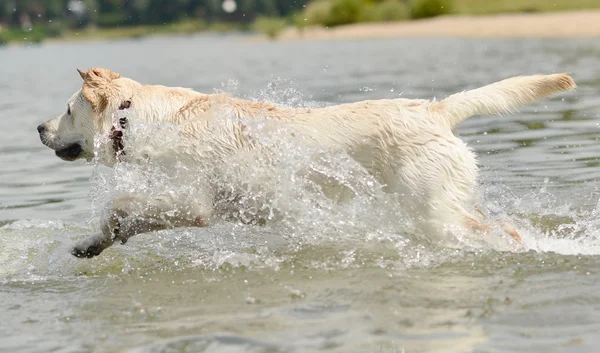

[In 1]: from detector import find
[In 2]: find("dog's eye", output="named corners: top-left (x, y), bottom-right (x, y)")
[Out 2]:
top-left (67, 106), bottom-right (71, 115)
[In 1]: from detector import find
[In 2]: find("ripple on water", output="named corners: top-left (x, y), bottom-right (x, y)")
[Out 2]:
top-left (3, 37), bottom-right (600, 353)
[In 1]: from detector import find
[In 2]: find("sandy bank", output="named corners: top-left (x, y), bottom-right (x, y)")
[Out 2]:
top-left (273, 10), bottom-right (600, 41)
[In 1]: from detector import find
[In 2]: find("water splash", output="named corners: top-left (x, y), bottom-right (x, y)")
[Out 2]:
top-left (3, 82), bottom-right (600, 280)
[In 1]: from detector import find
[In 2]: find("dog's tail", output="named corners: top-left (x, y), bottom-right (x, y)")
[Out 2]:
top-left (437, 73), bottom-right (576, 129)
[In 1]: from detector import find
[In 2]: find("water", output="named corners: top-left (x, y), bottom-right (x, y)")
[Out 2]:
top-left (1, 34), bottom-right (600, 353)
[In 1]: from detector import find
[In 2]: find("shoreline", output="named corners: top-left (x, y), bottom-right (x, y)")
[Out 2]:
top-left (268, 10), bottom-right (600, 41)
top-left (0, 19), bottom-right (244, 47)
top-left (4, 9), bottom-right (600, 47)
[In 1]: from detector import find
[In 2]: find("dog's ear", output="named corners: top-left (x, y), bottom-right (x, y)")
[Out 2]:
top-left (77, 68), bottom-right (120, 81)
top-left (80, 68), bottom-right (121, 113)
top-left (87, 68), bottom-right (121, 81)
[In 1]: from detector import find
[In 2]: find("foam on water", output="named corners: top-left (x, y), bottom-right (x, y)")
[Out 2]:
top-left (484, 180), bottom-right (600, 256)
top-left (2, 79), bottom-right (600, 281)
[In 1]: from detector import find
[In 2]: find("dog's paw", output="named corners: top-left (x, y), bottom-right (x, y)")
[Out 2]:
top-left (71, 244), bottom-right (104, 258)
top-left (70, 233), bottom-right (114, 258)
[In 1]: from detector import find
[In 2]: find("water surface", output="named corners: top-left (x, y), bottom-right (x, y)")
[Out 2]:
top-left (1, 35), bottom-right (600, 353)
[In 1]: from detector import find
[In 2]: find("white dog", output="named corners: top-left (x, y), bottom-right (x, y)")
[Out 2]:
top-left (37, 68), bottom-right (575, 257)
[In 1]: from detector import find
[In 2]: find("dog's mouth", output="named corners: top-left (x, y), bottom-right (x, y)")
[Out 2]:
top-left (55, 143), bottom-right (82, 161)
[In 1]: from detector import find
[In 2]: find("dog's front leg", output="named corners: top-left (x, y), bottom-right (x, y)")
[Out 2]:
top-left (71, 211), bottom-right (170, 258)
top-left (71, 231), bottom-right (116, 258)
top-left (71, 194), bottom-right (211, 258)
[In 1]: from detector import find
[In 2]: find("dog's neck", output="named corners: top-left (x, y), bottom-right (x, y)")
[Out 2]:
top-left (104, 87), bottom-right (207, 163)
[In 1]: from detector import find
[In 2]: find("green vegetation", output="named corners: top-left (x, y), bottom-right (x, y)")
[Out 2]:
top-left (299, 0), bottom-right (600, 28)
top-left (0, 26), bottom-right (54, 44)
top-left (59, 20), bottom-right (213, 42)
top-left (302, 0), bottom-right (333, 26)
top-left (454, 0), bottom-right (600, 15)
top-left (0, 0), bottom-right (599, 44)
top-left (410, 0), bottom-right (453, 19)
top-left (302, 0), bottom-right (410, 27)
top-left (251, 16), bottom-right (288, 40)
top-left (0, 0), bottom-right (305, 44)
top-left (303, 0), bottom-right (450, 27)
top-left (361, 1), bottom-right (409, 22)
top-left (326, 0), bottom-right (363, 27)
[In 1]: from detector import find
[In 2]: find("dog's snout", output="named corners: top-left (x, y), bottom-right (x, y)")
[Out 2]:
top-left (37, 124), bottom-right (46, 134)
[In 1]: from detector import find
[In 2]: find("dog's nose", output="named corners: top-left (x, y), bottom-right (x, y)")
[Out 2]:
top-left (37, 124), bottom-right (46, 134)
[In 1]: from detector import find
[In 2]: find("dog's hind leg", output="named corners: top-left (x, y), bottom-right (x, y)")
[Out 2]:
top-left (469, 207), bottom-right (522, 242)
top-left (460, 209), bottom-right (521, 243)
top-left (498, 221), bottom-right (521, 242)
top-left (71, 194), bottom-right (211, 258)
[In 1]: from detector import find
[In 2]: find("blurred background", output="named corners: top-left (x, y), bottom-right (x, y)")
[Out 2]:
top-left (1, 0), bottom-right (599, 43)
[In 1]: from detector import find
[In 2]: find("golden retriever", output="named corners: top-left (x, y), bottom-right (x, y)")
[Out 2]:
top-left (37, 68), bottom-right (575, 257)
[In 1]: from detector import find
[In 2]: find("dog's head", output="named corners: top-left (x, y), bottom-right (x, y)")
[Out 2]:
top-left (37, 68), bottom-right (140, 164)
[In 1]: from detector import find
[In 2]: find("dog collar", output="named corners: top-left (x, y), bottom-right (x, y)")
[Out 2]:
top-left (109, 100), bottom-right (131, 159)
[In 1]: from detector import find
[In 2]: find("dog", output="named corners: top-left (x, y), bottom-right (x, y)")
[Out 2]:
top-left (37, 68), bottom-right (576, 258)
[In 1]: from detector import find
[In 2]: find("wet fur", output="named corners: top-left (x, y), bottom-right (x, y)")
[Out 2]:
top-left (37, 68), bottom-right (576, 257)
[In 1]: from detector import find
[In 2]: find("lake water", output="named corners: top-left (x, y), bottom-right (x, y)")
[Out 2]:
top-left (1, 34), bottom-right (600, 353)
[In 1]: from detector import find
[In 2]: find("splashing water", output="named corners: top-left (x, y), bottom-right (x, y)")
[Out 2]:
top-left (2, 79), bottom-right (600, 281)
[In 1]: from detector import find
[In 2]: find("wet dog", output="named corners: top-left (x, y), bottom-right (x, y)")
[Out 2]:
top-left (37, 68), bottom-right (576, 257)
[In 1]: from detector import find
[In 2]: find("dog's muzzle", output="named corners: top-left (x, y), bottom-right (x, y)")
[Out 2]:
top-left (37, 123), bottom-right (83, 161)
top-left (37, 124), bottom-right (48, 144)
top-left (55, 143), bottom-right (82, 161)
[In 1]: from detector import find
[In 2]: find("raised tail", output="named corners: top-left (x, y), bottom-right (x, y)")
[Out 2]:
top-left (437, 73), bottom-right (576, 129)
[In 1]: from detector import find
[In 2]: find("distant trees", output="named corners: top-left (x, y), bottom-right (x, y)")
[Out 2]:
top-left (0, 0), bottom-right (309, 29)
